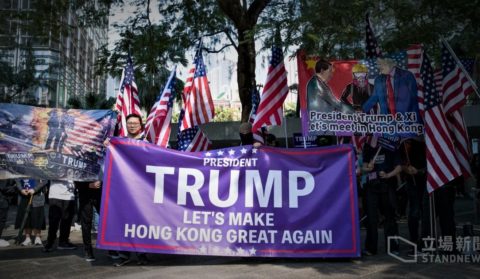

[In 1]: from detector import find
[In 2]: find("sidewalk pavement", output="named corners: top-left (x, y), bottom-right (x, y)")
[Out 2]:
top-left (1, 196), bottom-right (479, 279)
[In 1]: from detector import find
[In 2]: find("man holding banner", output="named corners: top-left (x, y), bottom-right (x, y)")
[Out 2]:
top-left (112, 113), bottom-right (149, 266)
top-left (98, 138), bottom-right (361, 258)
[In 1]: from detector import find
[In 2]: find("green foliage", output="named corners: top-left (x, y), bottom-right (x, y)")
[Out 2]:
top-left (284, 102), bottom-right (296, 118)
top-left (291, 0), bottom-right (480, 58)
top-left (97, 0), bottom-right (191, 114)
top-left (67, 92), bottom-right (116, 110)
top-left (213, 106), bottom-right (241, 122)
top-left (67, 95), bottom-right (83, 109)
top-left (84, 92), bottom-right (116, 109)
top-left (0, 46), bottom-right (39, 104)
top-left (104, 0), bottom-right (480, 119)
top-left (0, 0), bottom-right (112, 107)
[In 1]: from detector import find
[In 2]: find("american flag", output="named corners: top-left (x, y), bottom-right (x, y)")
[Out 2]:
top-left (358, 11), bottom-right (382, 152)
top-left (433, 69), bottom-right (443, 92)
top-left (363, 46), bottom-right (421, 101)
top-left (177, 110), bottom-right (211, 152)
top-left (252, 46), bottom-right (289, 133)
top-left (356, 12), bottom-right (386, 151)
top-left (441, 42), bottom-right (474, 115)
top-left (180, 46), bottom-right (215, 131)
top-left (249, 86), bottom-right (260, 124)
top-left (249, 86), bottom-right (265, 144)
top-left (144, 67), bottom-right (177, 147)
top-left (446, 110), bottom-right (472, 178)
top-left (115, 54), bottom-right (142, 137)
top-left (441, 41), bottom-right (474, 178)
top-left (460, 58), bottom-right (476, 75)
top-left (365, 12), bottom-right (382, 59)
top-left (182, 56), bottom-right (196, 106)
top-left (363, 51), bottom-right (408, 82)
top-left (420, 52), bottom-right (461, 193)
top-left (435, 60), bottom-right (474, 93)
top-left (406, 45), bottom-right (423, 112)
top-left (63, 111), bottom-right (113, 158)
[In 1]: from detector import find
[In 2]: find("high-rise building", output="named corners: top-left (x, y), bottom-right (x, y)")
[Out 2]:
top-left (0, 0), bottom-right (108, 108)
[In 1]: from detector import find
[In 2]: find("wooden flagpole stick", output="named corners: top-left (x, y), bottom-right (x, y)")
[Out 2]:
top-left (372, 145), bottom-right (382, 163)
top-left (366, 146), bottom-right (382, 171)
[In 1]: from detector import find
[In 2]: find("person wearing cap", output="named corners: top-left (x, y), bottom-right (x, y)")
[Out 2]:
top-left (362, 58), bottom-right (419, 117)
top-left (341, 63), bottom-right (374, 112)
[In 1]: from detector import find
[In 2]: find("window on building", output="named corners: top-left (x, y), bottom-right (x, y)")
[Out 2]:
top-left (1, 0), bottom-right (12, 9)
top-left (21, 0), bottom-right (29, 10)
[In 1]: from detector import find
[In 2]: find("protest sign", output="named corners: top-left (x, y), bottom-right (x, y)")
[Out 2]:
top-left (98, 138), bottom-right (360, 258)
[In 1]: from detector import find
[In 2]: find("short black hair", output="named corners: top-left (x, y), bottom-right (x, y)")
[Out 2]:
top-left (126, 113), bottom-right (143, 124)
top-left (265, 134), bottom-right (277, 146)
top-left (315, 59), bottom-right (332, 74)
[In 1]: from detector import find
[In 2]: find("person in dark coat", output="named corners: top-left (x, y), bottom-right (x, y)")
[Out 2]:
top-left (0, 179), bottom-right (17, 247)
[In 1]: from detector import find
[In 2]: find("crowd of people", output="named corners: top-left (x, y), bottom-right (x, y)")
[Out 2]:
top-left (0, 114), bottom-right (148, 266)
top-left (307, 57), bottom-right (479, 257)
top-left (0, 104), bottom-right (479, 266)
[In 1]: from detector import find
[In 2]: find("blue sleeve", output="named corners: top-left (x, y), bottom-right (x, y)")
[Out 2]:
top-left (407, 71), bottom-right (418, 99)
top-left (363, 78), bottom-right (380, 112)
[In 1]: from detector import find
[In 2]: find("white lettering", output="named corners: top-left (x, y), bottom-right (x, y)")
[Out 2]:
top-left (146, 165), bottom-right (175, 204)
top-left (209, 170), bottom-right (239, 207)
top-left (289, 171), bottom-right (314, 208)
top-left (245, 170), bottom-right (282, 208)
top-left (178, 168), bottom-right (205, 206)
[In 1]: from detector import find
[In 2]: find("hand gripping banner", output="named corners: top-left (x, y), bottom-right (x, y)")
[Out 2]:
top-left (98, 138), bottom-right (360, 258)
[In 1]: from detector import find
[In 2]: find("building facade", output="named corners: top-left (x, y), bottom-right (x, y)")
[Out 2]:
top-left (0, 0), bottom-right (108, 108)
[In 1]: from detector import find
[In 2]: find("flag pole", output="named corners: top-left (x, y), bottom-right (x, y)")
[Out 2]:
top-left (432, 191), bottom-right (438, 253)
top-left (429, 193), bottom-right (434, 246)
top-left (282, 102), bottom-right (289, 148)
top-left (441, 37), bottom-right (480, 98)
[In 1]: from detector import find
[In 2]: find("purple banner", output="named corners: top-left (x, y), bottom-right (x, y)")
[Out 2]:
top-left (98, 138), bottom-right (360, 258)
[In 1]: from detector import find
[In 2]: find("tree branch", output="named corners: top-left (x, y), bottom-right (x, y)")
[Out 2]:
top-left (203, 43), bottom-right (235, 53)
top-left (217, 0), bottom-right (244, 28)
top-left (202, 29), bottom-right (227, 37)
top-left (224, 29), bottom-right (238, 51)
top-left (246, 0), bottom-right (272, 26)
